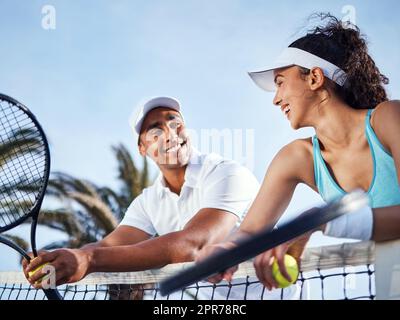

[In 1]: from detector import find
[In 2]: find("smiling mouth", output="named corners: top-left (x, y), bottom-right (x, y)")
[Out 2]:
top-left (166, 140), bottom-right (187, 153)
top-left (282, 105), bottom-right (291, 117)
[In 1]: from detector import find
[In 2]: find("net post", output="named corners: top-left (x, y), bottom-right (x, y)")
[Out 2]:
top-left (375, 239), bottom-right (400, 300)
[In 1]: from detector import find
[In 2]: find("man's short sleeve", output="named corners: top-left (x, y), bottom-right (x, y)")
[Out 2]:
top-left (119, 194), bottom-right (157, 236)
top-left (201, 164), bottom-right (259, 220)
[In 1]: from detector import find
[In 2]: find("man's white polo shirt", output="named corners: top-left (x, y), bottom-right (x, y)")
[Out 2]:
top-left (120, 149), bottom-right (259, 235)
top-left (120, 148), bottom-right (302, 300)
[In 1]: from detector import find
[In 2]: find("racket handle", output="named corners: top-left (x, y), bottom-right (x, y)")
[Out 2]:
top-left (43, 289), bottom-right (63, 300)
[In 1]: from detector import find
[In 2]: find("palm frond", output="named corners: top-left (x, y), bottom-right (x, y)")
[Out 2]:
top-left (97, 187), bottom-right (127, 220)
top-left (1, 234), bottom-right (30, 265)
top-left (113, 144), bottom-right (142, 199)
top-left (37, 209), bottom-right (83, 238)
top-left (1, 141), bottom-right (152, 251)
top-left (40, 240), bottom-right (71, 250)
top-left (0, 129), bottom-right (44, 169)
top-left (49, 172), bottom-right (101, 199)
top-left (1, 234), bottom-right (30, 252)
top-left (40, 238), bottom-right (93, 250)
top-left (140, 156), bottom-right (150, 189)
top-left (66, 192), bottom-right (118, 234)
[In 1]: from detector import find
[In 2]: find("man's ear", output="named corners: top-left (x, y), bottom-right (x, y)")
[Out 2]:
top-left (309, 67), bottom-right (325, 90)
top-left (138, 139), bottom-right (146, 157)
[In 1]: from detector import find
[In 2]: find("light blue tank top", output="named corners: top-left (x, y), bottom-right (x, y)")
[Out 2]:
top-left (313, 109), bottom-right (400, 208)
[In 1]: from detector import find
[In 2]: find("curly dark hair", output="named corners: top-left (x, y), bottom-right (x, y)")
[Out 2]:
top-left (289, 13), bottom-right (388, 109)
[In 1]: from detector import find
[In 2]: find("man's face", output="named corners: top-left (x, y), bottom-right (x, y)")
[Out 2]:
top-left (138, 107), bottom-right (191, 169)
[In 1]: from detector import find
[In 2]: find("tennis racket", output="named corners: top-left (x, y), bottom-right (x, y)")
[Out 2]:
top-left (159, 190), bottom-right (369, 295)
top-left (0, 93), bottom-right (62, 300)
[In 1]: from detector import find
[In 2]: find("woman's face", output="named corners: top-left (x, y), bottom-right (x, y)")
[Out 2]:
top-left (272, 66), bottom-right (318, 129)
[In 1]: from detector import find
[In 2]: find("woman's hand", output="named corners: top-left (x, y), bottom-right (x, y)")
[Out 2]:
top-left (253, 231), bottom-right (312, 290)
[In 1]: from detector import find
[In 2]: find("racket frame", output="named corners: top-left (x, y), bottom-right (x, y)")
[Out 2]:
top-left (0, 93), bottom-right (62, 300)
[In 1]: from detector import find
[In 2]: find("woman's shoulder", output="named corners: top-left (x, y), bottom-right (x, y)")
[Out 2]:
top-left (272, 138), bottom-right (315, 185)
top-left (370, 100), bottom-right (400, 152)
top-left (275, 138), bottom-right (314, 170)
top-left (283, 138), bottom-right (314, 157)
top-left (372, 100), bottom-right (400, 123)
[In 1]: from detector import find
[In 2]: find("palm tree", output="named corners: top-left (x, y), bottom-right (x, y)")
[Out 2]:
top-left (40, 143), bottom-right (151, 249)
top-left (2, 127), bottom-right (152, 299)
top-left (1, 128), bottom-right (45, 252)
top-left (39, 144), bottom-right (152, 300)
top-left (2, 141), bottom-right (151, 247)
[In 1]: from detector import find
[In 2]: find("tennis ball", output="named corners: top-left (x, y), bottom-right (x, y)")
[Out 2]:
top-left (28, 262), bottom-right (49, 282)
top-left (272, 254), bottom-right (299, 288)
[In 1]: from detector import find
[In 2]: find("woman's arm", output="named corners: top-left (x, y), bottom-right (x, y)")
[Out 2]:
top-left (197, 140), bottom-right (315, 284)
top-left (240, 139), bottom-right (315, 234)
top-left (370, 100), bottom-right (400, 241)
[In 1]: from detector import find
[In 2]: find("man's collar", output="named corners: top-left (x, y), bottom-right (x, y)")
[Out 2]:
top-left (156, 148), bottom-right (203, 198)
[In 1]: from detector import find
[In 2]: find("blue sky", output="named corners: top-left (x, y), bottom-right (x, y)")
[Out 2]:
top-left (1, 0), bottom-right (399, 270)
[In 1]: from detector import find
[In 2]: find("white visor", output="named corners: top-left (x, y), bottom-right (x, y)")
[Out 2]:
top-left (248, 47), bottom-right (347, 92)
top-left (130, 96), bottom-right (182, 136)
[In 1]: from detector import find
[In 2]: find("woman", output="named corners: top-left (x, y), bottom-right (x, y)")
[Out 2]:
top-left (197, 14), bottom-right (400, 291)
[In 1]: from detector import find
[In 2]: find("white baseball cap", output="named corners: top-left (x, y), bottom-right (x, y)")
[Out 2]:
top-left (248, 47), bottom-right (347, 92)
top-left (131, 96), bottom-right (182, 135)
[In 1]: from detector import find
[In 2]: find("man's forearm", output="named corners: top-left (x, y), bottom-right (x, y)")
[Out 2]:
top-left (86, 231), bottom-right (197, 273)
top-left (81, 242), bottom-right (102, 250)
top-left (80, 236), bottom-right (120, 250)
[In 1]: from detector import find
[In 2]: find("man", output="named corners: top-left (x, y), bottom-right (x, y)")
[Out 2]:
top-left (25, 96), bottom-right (265, 299)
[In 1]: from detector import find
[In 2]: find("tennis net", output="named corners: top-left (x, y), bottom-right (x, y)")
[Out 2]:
top-left (0, 241), bottom-right (375, 300)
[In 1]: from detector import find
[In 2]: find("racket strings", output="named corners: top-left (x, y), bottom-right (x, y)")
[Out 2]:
top-left (0, 99), bottom-right (47, 228)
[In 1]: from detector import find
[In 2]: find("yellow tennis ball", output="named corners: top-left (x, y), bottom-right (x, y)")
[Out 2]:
top-left (272, 254), bottom-right (299, 288)
top-left (28, 262), bottom-right (49, 281)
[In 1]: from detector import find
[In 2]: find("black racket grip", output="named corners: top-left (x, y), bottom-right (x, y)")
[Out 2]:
top-left (43, 289), bottom-right (63, 300)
